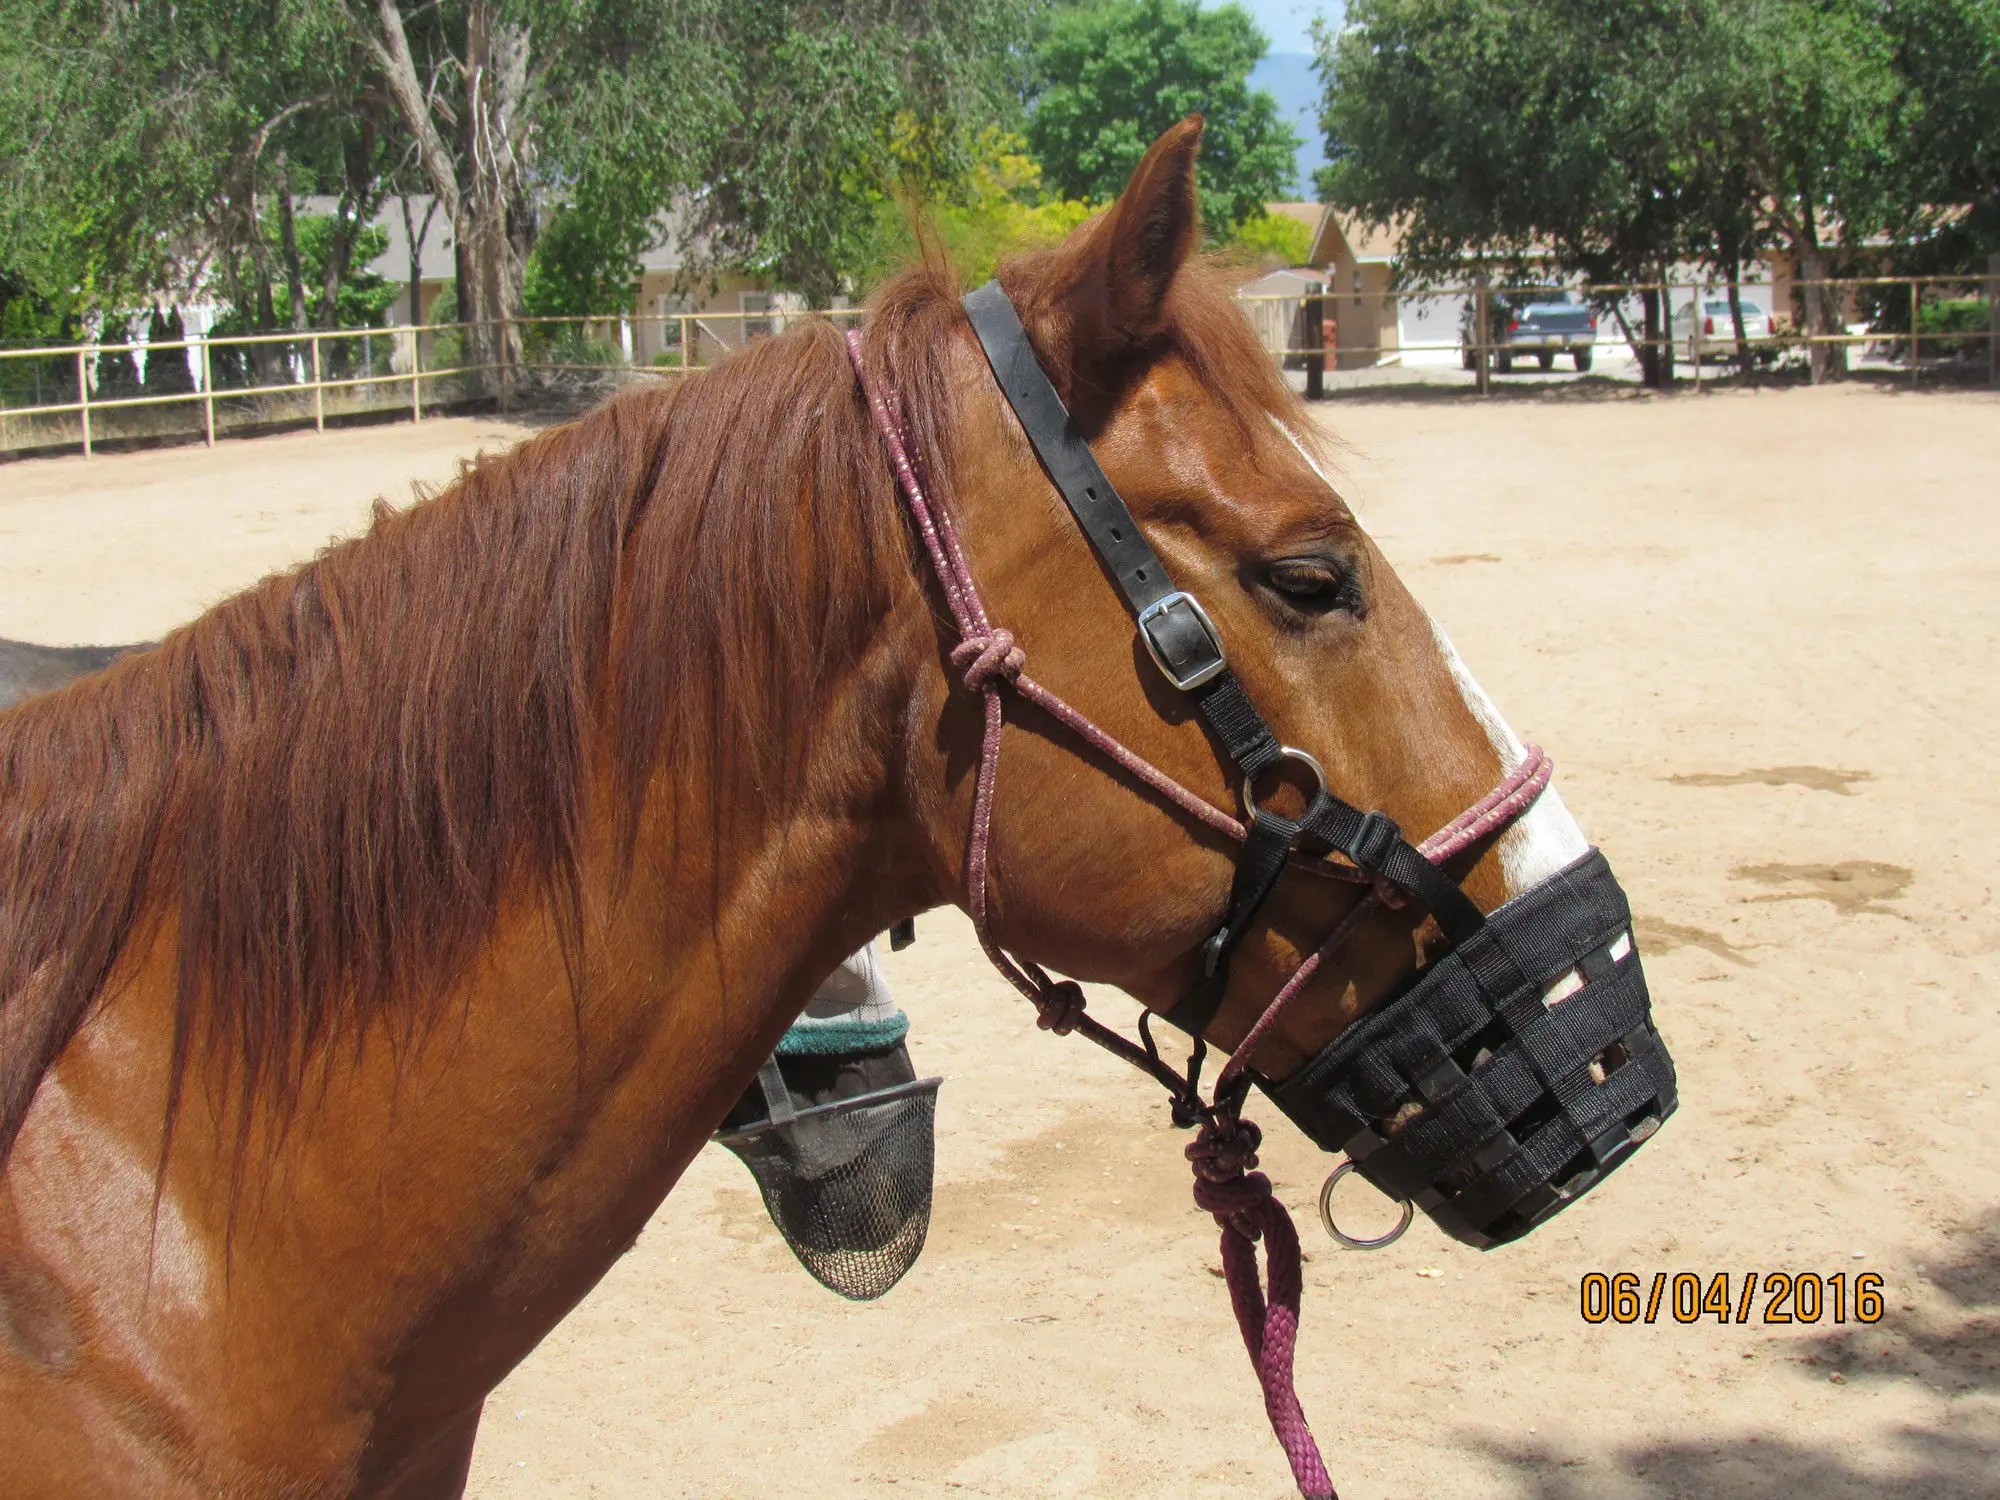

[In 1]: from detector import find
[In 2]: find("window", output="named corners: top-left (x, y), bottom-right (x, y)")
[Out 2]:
top-left (654, 295), bottom-right (690, 361)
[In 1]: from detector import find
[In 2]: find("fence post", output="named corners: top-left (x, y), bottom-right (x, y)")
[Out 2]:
top-left (1692, 282), bottom-right (1704, 393)
top-left (202, 338), bottom-right (215, 446)
top-left (1304, 288), bottom-right (1325, 400)
top-left (1910, 280), bottom-right (1919, 388)
top-left (1661, 279), bottom-right (1676, 387)
top-left (681, 314), bottom-right (694, 370)
top-left (411, 325), bottom-right (423, 423)
top-left (1474, 277), bottom-right (1491, 396)
top-left (312, 334), bottom-right (325, 432)
top-left (76, 349), bottom-right (91, 458)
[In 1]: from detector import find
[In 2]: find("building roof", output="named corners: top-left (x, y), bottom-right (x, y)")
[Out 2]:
top-left (1238, 267), bottom-right (1327, 296)
top-left (1308, 211), bottom-right (1407, 267)
top-left (1264, 201), bottom-right (1326, 233)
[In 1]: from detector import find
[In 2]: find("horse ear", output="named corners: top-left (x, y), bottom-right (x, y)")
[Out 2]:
top-left (1079, 115), bottom-right (1203, 346)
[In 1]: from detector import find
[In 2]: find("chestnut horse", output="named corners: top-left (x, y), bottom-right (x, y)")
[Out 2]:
top-left (0, 121), bottom-right (1593, 1496)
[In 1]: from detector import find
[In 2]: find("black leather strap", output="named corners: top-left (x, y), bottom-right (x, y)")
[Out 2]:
top-left (963, 281), bottom-right (1285, 785)
top-left (1299, 795), bottom-right (1486, 943)
top-left (962, 280), bottom-right (1177, 614)
top-left (1162, 808), bottom-right (1300, 1035)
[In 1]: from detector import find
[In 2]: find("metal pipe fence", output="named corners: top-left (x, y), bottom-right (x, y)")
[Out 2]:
top-left (1236, 273), bottom-right (1999, 395)
top-left (2, 275), bottom-right (1992, 457)
top-left (0, 308), bottom-right (864, 457)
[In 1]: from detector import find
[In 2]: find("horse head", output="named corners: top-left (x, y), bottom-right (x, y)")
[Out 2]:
top-left (871, 116), bottom-right (1671, 1257)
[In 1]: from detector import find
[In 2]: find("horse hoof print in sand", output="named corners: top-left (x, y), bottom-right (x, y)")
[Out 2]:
top-left (0, 118), bottom-right (1673, 1499)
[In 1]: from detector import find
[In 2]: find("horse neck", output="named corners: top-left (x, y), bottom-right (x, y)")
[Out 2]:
top-left (1, 525), bottom-right (944, 1462)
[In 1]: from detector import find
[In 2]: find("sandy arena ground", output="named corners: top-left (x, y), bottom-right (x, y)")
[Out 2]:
top-left (4, 379), bottom-right (1999, 1499)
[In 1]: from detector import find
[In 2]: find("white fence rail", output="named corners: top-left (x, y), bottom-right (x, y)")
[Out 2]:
top-left (3, 277), bottom-right (1993, 458)
top-left (0, 308), bottom-right (861, 457)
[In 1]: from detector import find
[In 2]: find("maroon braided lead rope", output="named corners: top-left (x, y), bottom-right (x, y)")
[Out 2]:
top-left (1188, 1118), bottom-right (1333, 1497)
top-left (843, 328), bottom-right (1548, 1500)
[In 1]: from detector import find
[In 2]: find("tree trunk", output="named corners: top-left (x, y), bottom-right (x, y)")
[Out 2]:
top-left (1798, 238), bottom-right (1845, 383)
top-left (1727, 265), bottom-right (1751, 374)
top-left (1658, 261), bottom-right (1676, 388)
top-left (459, 1), bottom-right (534, 390)
top-left (1638, 284), bottom-right (1665, 388)
top-left (318, 123), bottom-right (379, 330)
top-left (401, 194), bottom-right (440, 324)
top-left (367, 0), bottom-right (536, 398)
top-left (244, 169), bottom-right (283, 385)
top-left (1473, 268), bottom-right (1491, 396)
top-left (276, 154), bottom-right (310, 334)
top-left (253, 267), bottom-right (282, 385)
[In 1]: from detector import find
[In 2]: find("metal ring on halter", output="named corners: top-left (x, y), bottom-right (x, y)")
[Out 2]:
top-left (1242, 745), bottom-right (1328, 821)
top-left (1318, 1160), bottom-right (1415, 1250)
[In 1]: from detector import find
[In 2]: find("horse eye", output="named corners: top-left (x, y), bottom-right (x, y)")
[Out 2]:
top-left (1265, 559), bottom-right (1345, 603)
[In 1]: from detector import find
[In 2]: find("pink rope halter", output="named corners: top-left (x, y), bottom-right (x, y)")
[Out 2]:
top-left (843, 327), bottom-right (1548, 1499)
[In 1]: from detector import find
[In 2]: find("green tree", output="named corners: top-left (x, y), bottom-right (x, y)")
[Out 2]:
top-left (273, 217), bottom-right (399, 327)
top-left (1317, 0), bottom-right (1711, 385)
top-left (0, 0), bottom-right (392, 343)
top-left (358, 0), bottom-right (1033, 352)
top-left (520, 208), bottom-right (647, 318)
top-left (1317, 0), bottom-right (1903, 384)
top-left (1701, 0), bottom-right (1901, 379)
top-left (689, 1), bottom-right (1041, 303)
top-left (1025, 0), bottom-right (1298, 237)
top-left (1887, 0), bottom-right (2000, 377)
top-left (1222, 208), bottom-right (1315, 266)
top-left (853, 126), bottom-right (1094, 292)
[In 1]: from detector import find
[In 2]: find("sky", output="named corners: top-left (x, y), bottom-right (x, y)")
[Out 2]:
top-left (1219, 1), bottom-right (1345, 196)
top-left (1225, 0), bottom-right (1343, 55)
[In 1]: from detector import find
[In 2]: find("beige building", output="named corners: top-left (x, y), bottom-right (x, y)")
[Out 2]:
top-left (321, 196), bottom-right (810, 363)
top-left (1303, 210), bottom-right (1409, 367)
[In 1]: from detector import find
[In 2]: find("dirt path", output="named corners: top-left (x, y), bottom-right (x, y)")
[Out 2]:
top-left (4, 383), bottom-right (1997, 1498)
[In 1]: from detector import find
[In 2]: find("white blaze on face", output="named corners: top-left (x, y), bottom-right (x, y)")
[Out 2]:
top-left (1270, 415), bottom-right (1590, 899)
top-left (1425, 621), bottom-right (1590, 897)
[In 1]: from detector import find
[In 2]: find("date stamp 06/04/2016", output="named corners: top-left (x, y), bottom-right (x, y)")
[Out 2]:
top-left (1580, 1271), bottom-right (1886, 1326)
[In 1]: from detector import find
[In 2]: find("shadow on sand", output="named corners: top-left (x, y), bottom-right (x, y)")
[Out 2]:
top-left (1476, 1211), bottom-right (2000, 1498)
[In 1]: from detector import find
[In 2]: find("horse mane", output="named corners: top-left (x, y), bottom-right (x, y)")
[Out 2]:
top-left (0, 246), bottom-right (1299, 1166)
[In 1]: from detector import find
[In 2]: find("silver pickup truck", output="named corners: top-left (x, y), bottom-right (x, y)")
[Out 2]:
top-left (1460, 289), bottom-right (1598, 372)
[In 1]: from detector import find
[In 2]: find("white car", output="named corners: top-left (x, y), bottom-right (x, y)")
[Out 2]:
top-left (1671, 296), bottom-right (1774, 362)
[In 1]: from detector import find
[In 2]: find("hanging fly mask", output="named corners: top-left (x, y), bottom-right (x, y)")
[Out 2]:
top-left (715, 942), bottom-right (943, 1300)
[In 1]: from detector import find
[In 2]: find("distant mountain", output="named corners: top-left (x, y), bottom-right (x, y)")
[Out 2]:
top-left (1251, 51), bottom-right (1325, 198)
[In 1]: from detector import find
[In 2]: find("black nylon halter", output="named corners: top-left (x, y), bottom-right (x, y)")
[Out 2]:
top-left (960, 280), bottom-right (1485, 1037)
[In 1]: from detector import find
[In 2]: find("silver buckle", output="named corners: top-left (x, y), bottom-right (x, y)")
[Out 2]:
top-left (1137, 591), bottom-right (1228, 691)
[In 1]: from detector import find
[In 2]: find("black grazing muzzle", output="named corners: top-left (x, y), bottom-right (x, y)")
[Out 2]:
top-left (1259, 848), bottom-right (1677, 1249)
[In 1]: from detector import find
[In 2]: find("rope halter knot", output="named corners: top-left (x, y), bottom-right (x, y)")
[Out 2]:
top-left (950, 629), bottom-right (1026, 692)
top-left (1189, 1116), bottom-right (1271, 1239)
top-left (1033, 978), bottom-right (1087, 1035)
top-left (1188, 1115), bottom-right (1263, 1181)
